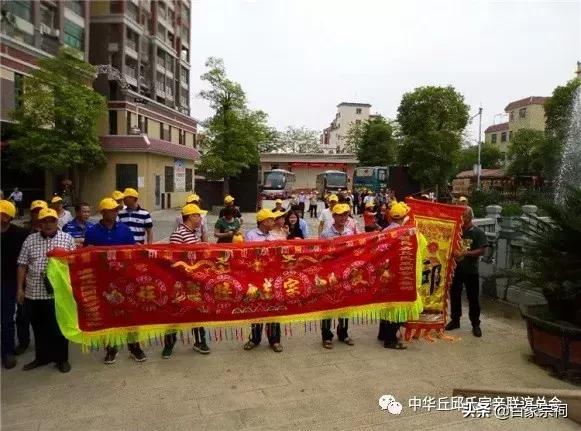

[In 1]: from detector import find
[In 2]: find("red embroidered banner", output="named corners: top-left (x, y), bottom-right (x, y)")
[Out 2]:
top-left (404, 198), bottom-right (466, 338)
top-left (48, 227), bottom-right (422, 345)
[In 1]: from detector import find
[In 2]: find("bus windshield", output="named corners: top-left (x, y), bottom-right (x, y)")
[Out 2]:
top-left (263, 171), bottom-right (286, 189)
top-left (326, 173), bottom-right (347, 187)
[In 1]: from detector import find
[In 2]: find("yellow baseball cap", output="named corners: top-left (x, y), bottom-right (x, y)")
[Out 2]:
top-left (365, 201), bottom-right (375, 208)
top-left (123, 188), bottom-right (139, 199)
top-left (186, 193), bottom-right (200, 204)
top-left (332, 203), bottom-right (351, 215)
top-left (38, 208), bottom-right (58, 220)
top-left (256, 208), bottom-right (276, 222)
top-left (111, 190), bottom-right (125, 201)
top-left (275, 199), bottom-right (283, 204)
top-left (30, 200), bottom-right (48, 211)
top-left (99, 197), bottom-right (121, 211)
top-left (0, 200), bottom-right (16, 218)
top-left (182, 204), bottom-right (207, 216)
top-left (273, 210), bottom-right (287, 219)
top-left (328, 194), bottom-right (339, 203)
top-left (389, 202), bottom-right (409, 220)
top-left (224, 195), bottom-right (234, 204)
top-left (50, 195), bottom-right (63, 204)
top-left (459, 196), bottom-right (468, 202)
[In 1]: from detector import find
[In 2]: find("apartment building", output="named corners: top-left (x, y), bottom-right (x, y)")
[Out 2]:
top-left (321, 102), bottom-right (371, 154)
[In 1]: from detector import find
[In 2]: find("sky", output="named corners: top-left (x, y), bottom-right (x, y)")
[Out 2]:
top-left (189, 0), bottom-right (581, 143)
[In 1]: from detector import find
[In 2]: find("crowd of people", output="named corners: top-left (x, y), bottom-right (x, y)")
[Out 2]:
top-left (0, 187), bottom-right (486, 374)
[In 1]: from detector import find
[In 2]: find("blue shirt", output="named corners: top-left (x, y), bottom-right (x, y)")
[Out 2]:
top-left (298, 218), bottom-right (309, 237)
top-left (84, 221), bottom-right (136, 246)
top-left (62, 219), bottom-right (95, 239)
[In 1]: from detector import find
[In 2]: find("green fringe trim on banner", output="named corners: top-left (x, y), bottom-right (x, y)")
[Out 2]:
top-left (48, 256), bottom-right (425, 348)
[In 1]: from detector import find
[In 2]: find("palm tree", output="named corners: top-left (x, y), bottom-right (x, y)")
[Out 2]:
top-left (517, 186), bottom-right (581, 326)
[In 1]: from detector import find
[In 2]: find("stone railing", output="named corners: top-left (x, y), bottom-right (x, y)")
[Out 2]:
top-left (475, 204), bottom-right (549, 307)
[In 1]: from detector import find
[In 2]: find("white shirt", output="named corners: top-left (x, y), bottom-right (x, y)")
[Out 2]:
top-left (318, 208), bottom-right (334, 233)
top-left (57, 210), bottom-right (74, 229)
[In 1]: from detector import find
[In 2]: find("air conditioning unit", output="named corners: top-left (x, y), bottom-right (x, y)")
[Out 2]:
top-left (39, 23), bottom-right (50, 35)
top-left (49, 28), bottom-right (59, 37)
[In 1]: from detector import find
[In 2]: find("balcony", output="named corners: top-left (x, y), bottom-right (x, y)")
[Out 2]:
top-left (180, 96), bottom-right (188, 107)
top-left (125, 66), bottom-right (137, 86)
top-left (126, 39), bottom-right (138, 59)
top-left (165, 86), bottom-right (174, 98)
top-left (156, 58), bottom-right (166, 73)
top-left (155, 82), bottom-right (165, 97)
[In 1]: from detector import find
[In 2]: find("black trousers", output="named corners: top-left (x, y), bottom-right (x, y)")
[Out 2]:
top-left (450, 272), bottom-right (481, 326)
top-left (164, 327), bottom-right (206, 347)
top-left (378, 320), bottom-right (401, 344)
top-left (250, 323), bottom-right (280, 345)
top-left (321, 318), bottom-right (349, 342)
top-left (16, 303), bottom-right (30, 347)
top-left (308, 204), bottom-right (318, 218)
top-left (25, 299), bottom-right (68, 364)
top-left (1, 286), bottom-right (16, 357)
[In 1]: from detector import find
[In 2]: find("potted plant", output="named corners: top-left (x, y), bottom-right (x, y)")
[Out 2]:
top-left (517, 186), bottom-right (581, 378)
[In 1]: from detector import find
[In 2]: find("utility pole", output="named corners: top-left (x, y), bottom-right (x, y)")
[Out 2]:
top-left (476, 106), bottom-right (483, 190)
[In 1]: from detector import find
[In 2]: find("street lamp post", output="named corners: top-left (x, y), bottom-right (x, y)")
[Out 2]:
top-left (477, 106), bottom-right (482, 190)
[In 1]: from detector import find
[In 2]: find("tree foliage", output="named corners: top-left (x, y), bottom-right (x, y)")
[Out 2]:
top-left (198, 57), bottom-right (271, 189)
top-left (457, 143), bottom-right (503, 172)
top-left (506, 128), bottom-right (550, 177)
top-left (346, 116), bottom-right (397, 166)
top-left (397, 86), bottom-right (469, 189)
top-left (9, 47), bottom-right (107, 173)
top-left (264, 126), bottom-right (322, 153)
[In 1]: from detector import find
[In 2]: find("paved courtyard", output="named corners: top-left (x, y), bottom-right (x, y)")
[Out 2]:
top-left (3, 205), bottom-right (579, 430)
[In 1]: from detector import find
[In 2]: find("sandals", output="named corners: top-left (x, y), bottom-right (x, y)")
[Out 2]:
top-left (271, 343), bottom-right (283, 353)
top-left (244, 341), bottom-right (257, 351)
top-left (341, 337), bottom-right (355, 346)
top-left (384, 341), bottom-right (407, 350)
top-left (322, 340), bottom-right (334, 349)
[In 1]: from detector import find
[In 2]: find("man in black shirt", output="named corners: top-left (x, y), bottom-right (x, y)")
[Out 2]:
top-left (0, 200), bottom-right (29, 369)
top-left (446, 206), bottom-right (488, 337)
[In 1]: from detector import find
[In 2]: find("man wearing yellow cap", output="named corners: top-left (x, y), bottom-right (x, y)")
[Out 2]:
top-left (163, 204), bottom-right (210, 358)
top-left (174, 194), bottom-right (208, 242)
top-left (50, 195), bottom-right (73, 229)
top-left (220, 195), bottom-right (243, 226)
top-left (318, 194), bottom-right (339, 236)
top-left (0, 200), bottom-right (29, 369)
top-left (119, 188), bottom-right (153, 244)
top-left (17, 207), bottom-right (75, 372)
top-left (319, 203), bottom-right (356, 349)
top-left (272, 199), bottom-right (285, 213)
top-left (378, 201), bottom-right (412, 349)
top-left (85, 198), bottom-right (146, 363)
top-left (25, 200), bottom-right (48, 234)
top-left (458, 196), bottom-right (468, 206)
top-left (243, 209), bottom-right (283, 352)
top-left (111, 190), bottom-right (126, 209)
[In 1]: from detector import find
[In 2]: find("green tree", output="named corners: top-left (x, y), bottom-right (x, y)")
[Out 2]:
top-left (457, 143), bottom-right (502, 172)
top-left (397, 86), bottom-right (469, 190)
top-left (544, 78), bottom-right (581, 179)
top-left (9, 47), bottom-right (107, 198)
top-left (507, 128), bottom-right (547, 176)
top-left (267, 126), bottom-right (322, 153)
top-left (348, 116), bottom-right (397, 166)
top-left (198, 57), bottom-right (271, 193)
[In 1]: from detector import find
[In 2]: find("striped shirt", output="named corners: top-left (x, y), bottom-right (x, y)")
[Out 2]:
top-left (118, 206), bottom-right (153, 244)
top-left (17, 231), bottom-right (75, 300)
top-left (169, 224), bottom-right (201, 244)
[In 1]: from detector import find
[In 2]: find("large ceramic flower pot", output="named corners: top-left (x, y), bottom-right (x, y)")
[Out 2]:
top-left (520, 304), bottom-right (581, 377)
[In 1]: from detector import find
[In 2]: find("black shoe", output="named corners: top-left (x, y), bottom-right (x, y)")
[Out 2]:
top-left (472, 326), bottom-right (482, 337)
top-left (57, 361), bottom-right (71, 373)
top-left (130, 346), bottom-right (147, 362)
top-left (2, 355), bottom-right (17, 369)
top-left (22, 359), bottom-right (49, 371)
top-left (445, 321), bottom-right (460, 331)
top-left (104, 349), bottom-right (118, 364)
top-left (193, 342), bottom-right (210, 354)
top-left (14, 344), bottom-right (29, 355)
